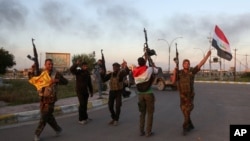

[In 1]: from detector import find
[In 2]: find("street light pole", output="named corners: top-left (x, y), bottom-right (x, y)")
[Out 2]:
top-left (158, 37), bottom-right (182, 73)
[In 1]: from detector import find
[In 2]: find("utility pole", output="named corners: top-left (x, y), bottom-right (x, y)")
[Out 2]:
top-left (219, 57), bottom-right (222, 80)
top-left (240, 61), bottom-right (242, 72)
top-left (234, 49), bottom-right (237, 81)
top-left (245, 54), bottom-right (249, 71)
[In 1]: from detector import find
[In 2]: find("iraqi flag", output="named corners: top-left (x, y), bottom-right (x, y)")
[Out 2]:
top-left (132, 66), bottom-right (152, 84)
top-left (212, 25), bottom-right (232, 61)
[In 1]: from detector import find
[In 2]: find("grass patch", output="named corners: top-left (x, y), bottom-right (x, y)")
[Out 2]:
top-left (0, 78), bottom-right (98, 106)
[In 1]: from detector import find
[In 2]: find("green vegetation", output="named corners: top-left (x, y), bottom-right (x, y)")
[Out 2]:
top-left (1, 72), bottom-right (249, 106)
top-left (239, 72), bottom-right (250, 82)
top-left (194, 72), bottom-right (250, 82)
top-left (0, 79), bottom-right (98, 106)
top-left (71, 53), bottom-right (96, 71)
top-left (0, 47), bottom-right (16, 74)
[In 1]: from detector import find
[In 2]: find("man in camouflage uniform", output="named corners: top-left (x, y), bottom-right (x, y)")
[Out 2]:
top-left (172, 50), bottom-right (211, 135)
top-left (29, 59), bottom-right (68, 141)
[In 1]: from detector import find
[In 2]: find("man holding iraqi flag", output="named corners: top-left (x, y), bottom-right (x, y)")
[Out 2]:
top-left (172, 25), bottom-right (232, 136)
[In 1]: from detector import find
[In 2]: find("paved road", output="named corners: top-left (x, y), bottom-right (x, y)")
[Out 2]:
top-left (0, 83), bottom-right (250, 141)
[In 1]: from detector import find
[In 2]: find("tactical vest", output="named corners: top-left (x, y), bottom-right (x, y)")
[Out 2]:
top-left (109, 71), bottom-right (123, 91)
top-left (178, 69), bottom-right (194, 94)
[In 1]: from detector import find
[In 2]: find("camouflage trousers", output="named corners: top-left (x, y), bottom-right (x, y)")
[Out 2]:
top-left (179, 92), bottom-right (195, 129)
top-left (35, 101), bottom-right (61, 136)
top-left (138, 94), bottom-right (155, 134)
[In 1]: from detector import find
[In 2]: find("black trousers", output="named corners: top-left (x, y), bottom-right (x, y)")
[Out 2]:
top-left (108, 90), bottom-right (122, 121)
top-left (77, 93), bottom-right (89, 121)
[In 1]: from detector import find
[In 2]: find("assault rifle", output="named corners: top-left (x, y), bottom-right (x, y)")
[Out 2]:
top-left (143, 28), bottom-right (156, 67)
top-left (27, 38), bottom-right (40, 76)
top-left (101, 49), bottom-right (106, 74)
top-left (173, 43), bottom-right (179, 80)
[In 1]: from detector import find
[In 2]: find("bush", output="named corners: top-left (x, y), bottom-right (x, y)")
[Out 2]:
top-left (0, 78), bottom-right (98, 106)
top-left (241, 72), bottom-right (250, 78)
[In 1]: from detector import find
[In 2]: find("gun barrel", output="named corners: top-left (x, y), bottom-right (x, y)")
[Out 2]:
top-left (144, 28), bottom-right (148, 42)
top-left (30, 38), bottom-right (40, 76)
top-left (175, 43), bottom-right (179, 80)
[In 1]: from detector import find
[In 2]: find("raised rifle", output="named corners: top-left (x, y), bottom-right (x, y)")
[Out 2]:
top-left (27, 38), bottom-right (40, 76)
top-left (174, 43), bottom-right (179, 80)
top-left (101, 49), bottom-right (106, 74)
top-left (135, 28), bottom-right (157, 92)
top-left (143, 28), bottom-right (156, 67)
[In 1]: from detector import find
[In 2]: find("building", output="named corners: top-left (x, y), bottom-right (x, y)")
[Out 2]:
top-left (45, 52), bottom-right (71, 73)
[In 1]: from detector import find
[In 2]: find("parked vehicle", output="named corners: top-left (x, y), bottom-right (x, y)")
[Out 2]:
top-left (127, 67), bottom-right (177, 91)
top-left (153, 67), bottom-right (177, 91)
top-left (152, 67), bottom-right (177, 91)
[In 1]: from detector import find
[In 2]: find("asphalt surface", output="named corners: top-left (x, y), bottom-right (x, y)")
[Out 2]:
top-left (1, 81), bottom-right (250, 141)
top-left (1, 80), bottom-right (249, 127)
top-left (0, 90), bottom-right (136, 127)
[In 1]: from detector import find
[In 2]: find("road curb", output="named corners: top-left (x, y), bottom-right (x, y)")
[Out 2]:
top-left (0, 91), bottom-right (136, 126)
top-left (0, 99), bottom-right (108, 126)
top-left (195, 81), bottom-right (250, 85)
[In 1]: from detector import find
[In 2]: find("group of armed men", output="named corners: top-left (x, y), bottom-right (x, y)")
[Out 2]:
top-left (29, 49), bottom-right (211, 141)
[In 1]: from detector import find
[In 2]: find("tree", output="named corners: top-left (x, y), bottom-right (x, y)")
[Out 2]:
top-left (0, 47), bottom-right (16, 74)
top-left (71, 52), bottom-right (96, 72)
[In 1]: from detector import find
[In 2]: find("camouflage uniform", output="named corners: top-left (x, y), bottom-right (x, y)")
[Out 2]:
top-left (33, 71), bottom-right (68, 137)
top-left (177, 66), bottom-right (199, 131)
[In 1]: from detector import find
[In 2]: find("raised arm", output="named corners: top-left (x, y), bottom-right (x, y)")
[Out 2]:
top-left (197, 50), bottom-right (211, 69)
top-left (120, 60), bottom-right (130, 77)
top-left (70, 60), bottom-right (80, 75)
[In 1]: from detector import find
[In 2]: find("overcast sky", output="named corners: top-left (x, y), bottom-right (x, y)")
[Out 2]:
top-left (1, 0), bottom-right (250, 71)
